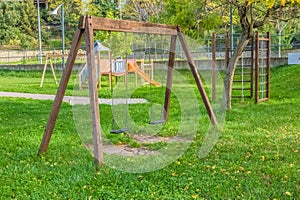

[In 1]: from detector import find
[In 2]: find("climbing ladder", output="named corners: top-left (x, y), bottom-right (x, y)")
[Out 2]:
top-left (212, 33), bottom-right (229, 102)
top-left (230, 37), bottom-right (254, 100)
top-left (255, 32), bottom-right (271, 103)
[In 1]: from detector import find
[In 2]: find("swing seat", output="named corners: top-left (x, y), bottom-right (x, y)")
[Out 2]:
top-left (110, 128), bottom-right (130, 134)
top-left (149, 119), bottom-right (165, 125)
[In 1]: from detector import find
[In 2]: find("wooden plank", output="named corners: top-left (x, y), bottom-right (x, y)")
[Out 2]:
top-left (255, 31), bottom-right (259, 104)
top-left (232, 88), bottom-right (251, 90)
top-left (78, 15), bottom-right (86, 29)
top-left (177, 27), bottom-right (218, 126)
top-left (85, 16), bottom-right (103, 167)
top-left (97, 51), bottom-right (101, 89)
top-left (40, 54), bottom-right (48, 87)
top-left (163, 35), bottom-right (177, 122)
top-left (91, 16), bottom-right (177, 35)
top-left (231, 95), bottom-right (252, 98)
top-left (38, 28), bottom-right (84, 154)
top-left (257, 98), bottom-right (269, 102)
top-left (258, 37), bottom-right (269, 41)
top-left (225, 32), bottom-right (230, 69)
top-left (49, 59), bottom-right (58, 85)
top-left (233, 80), bottom-right (251, 83)
top-left (250, 35), bottom-right (254, 99)
top-left (266, 32), bottom-right (271, 100)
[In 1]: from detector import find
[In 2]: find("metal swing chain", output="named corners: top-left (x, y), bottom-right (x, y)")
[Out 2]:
top-left (110, 32), bottom-right (130, 133)
top-left (149, 34), bottom-right (165, 124)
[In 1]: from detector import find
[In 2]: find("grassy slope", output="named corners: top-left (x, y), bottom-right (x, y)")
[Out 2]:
top-left (0, 65), bottom-right (299, 199)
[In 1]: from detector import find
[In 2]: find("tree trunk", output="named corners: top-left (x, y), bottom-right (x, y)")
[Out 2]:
top-left (223, 3), bottom-right (252, 110)
top-left (223, 34), bottom-right (250, 109)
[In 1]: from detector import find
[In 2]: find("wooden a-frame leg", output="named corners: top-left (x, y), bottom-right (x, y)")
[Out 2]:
top-left (97, 51), bottom-right (101, 89)
top-left (49, 59), bottom-right (58, 85)
top-left (85, 16), bottom-right (103, 167)
top-left (177, 27), bottom-right (218, 126)
top-left (38, 29), bottom-right (84, 155)
top-left (163, 35), bottom-right (177, 122)
top-left (40, 55), bottom-right (48, 87)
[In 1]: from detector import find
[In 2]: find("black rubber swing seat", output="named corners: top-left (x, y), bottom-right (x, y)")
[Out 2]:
top-left (149, 119), bottom-right (165, 125)
top-left (110, 128), bottom-right (130, 134)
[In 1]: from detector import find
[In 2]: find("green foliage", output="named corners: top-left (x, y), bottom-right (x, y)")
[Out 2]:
top-left (0, 0), bottom-right (39, 49)
top-left (46, 0), bottom-right (83, 45)
top-left (86, 0), bottom-right (118, 45)
top-left (102, 32), bottom-right (133, 58)
top-left (155, 0), bottom-right (226, 40)
top-left (202, 13), bottom-right (222, 30)
top-left (122, 0), bottom-right (163, 22)
top-left (47, 0), bottom-right (83, 28)
top-left (87, 0), bottom-right (117, 18)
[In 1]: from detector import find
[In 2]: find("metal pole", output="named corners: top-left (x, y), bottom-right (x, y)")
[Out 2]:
top-left (119, 0), bottom-right (122, 20)
top-left (230, 3), bottom-right (233, 56)
top-left (212, 33), bottom-right (216, 102)
top-left (37, 0), bottom-right (43, 64)
top-left (61, 5), bottom-right (65, 68)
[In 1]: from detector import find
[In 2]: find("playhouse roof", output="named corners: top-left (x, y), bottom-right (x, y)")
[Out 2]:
top-left (94, 41), bottom-right (111, 53)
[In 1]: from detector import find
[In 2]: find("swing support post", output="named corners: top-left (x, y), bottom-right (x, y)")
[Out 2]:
top-left (38, 28), bottom-right (84, 154)
top-left (177, 27), bottom-right (218, 125)
top-left (85, 16), bottom-right (103, 166)
top-left (163, 35), bottom-right (177, 122)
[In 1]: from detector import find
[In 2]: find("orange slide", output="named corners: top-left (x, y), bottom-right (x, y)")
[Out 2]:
top-left (127, 60), bottom-right (161, 86)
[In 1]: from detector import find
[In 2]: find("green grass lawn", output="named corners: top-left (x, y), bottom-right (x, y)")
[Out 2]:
top-left (0, 65), bottom-right (299, 199)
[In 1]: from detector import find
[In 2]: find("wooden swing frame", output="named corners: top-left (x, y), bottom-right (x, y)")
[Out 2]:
top-left (38, 16), bottom-right (218, 167)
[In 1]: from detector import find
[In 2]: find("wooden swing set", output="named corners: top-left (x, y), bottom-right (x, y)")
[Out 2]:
top-left (38, 16), bottom-right (218, 167)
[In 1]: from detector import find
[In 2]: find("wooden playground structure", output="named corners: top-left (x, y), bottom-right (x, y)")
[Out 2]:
top-left (38, 16), bottom-right (218, 167)
top-left (40, 51), bottom-right (86, 87)
top-left (77, 39), bottom-right (159, 89)
top-left (40, 53), bottom-right (59, 87)
top-left (78, 57), bottom-right (158, 89)
top-left (211, 31), bottom-right (271, 103)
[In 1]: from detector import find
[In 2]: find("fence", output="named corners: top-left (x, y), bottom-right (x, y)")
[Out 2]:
top-left (0, 33), bottom-right (299, 66)
top-left (0, 49), bottom-right (41, 64)
top-left (0, 47), bottom-right (88, 66)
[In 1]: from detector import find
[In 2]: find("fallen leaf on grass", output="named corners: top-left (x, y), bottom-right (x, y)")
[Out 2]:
top-left (285, 191), bottom-right (291, 196)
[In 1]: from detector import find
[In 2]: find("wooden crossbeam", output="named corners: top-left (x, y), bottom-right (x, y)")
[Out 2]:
top-left (80, 16), bottom-right (177, 35)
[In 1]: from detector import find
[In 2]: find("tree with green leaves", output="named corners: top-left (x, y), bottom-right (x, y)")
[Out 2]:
top-left (222, 0), bottom-right (300, 109)
top-left (47, 0), bottom-right (83, 28)
top-left (87, 0), bottom-right (117, 18)
top-left (156, 1), bottom-right (225, 39)
top-left (0, 0), bottom-right (39, 49)
top-left (121, 0), bottom-right (163, 22)
top-left (158, 0), bottom-right (300, 109)
top-left (84, 0), bottom-right (117, 43)
top-left (45, 0), bottom-right (83, 47)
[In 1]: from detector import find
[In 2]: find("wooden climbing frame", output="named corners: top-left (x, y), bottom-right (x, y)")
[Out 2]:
top-left (255, 32), bottom-right (271, 103)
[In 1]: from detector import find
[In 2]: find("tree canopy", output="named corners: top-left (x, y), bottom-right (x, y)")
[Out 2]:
top-left (0, 0), bottom-right (39, 48)
top-left (0, 0), bottom-right (300, 51)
